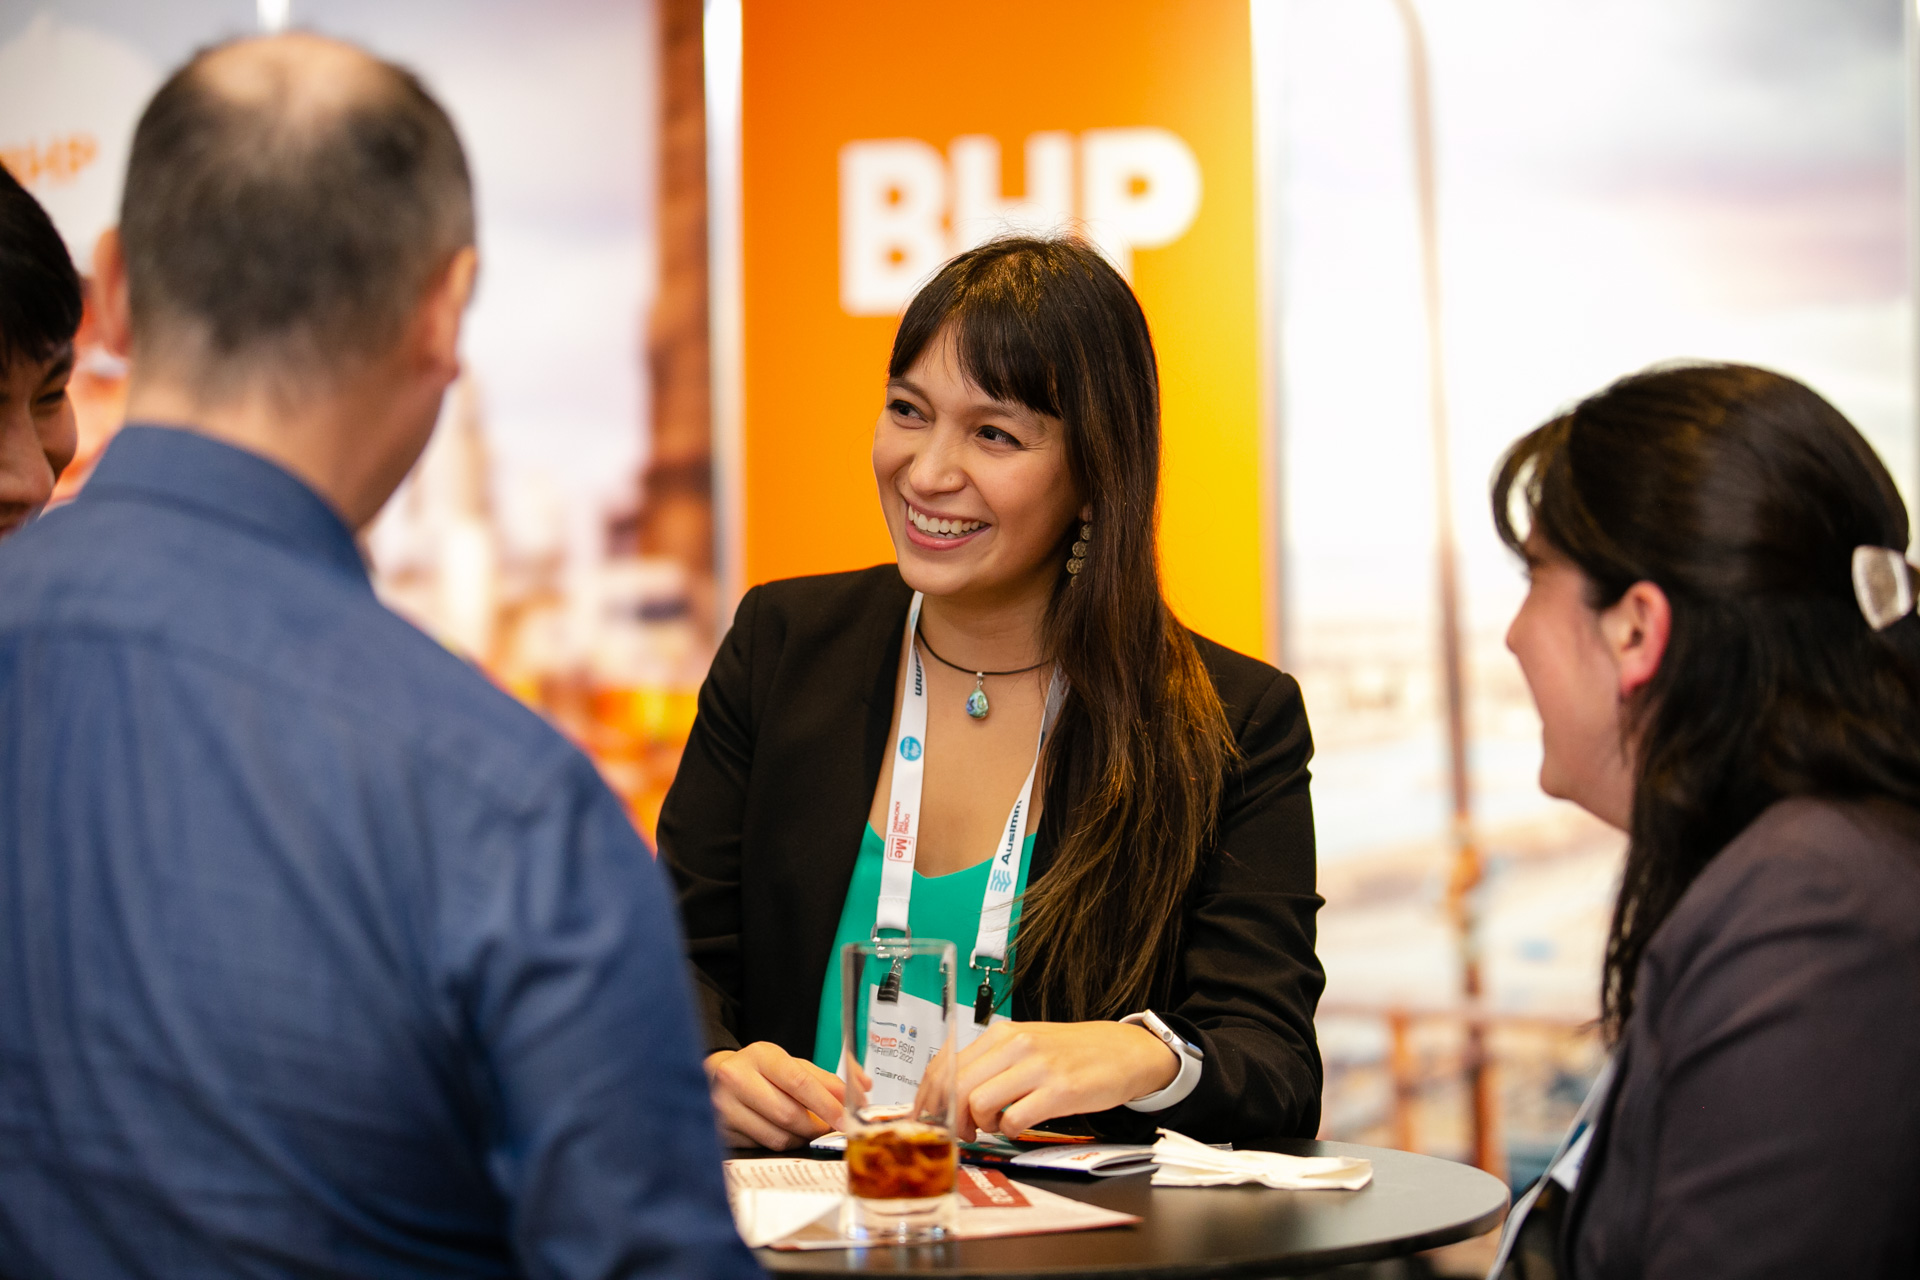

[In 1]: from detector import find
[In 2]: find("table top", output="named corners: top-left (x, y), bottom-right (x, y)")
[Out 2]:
top-left (749, 1139), bottom-right (1509, 1279)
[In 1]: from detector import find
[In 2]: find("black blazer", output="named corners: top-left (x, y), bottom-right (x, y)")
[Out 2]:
top-left (658, 565), bottom-right (1325, 1143)
top-left (1564, 797), bottom-right (1920, 1278)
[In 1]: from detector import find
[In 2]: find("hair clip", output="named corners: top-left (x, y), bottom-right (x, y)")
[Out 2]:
top-left (1852, 545), bottom-right (1915, 631)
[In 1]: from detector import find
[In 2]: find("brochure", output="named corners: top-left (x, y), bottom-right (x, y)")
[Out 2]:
top-left (724, 1157), bottom-right (1140, 1250)
top-left (961, 1135), bottom-right (1158, 1178)
top-left (810, 1130), bottom-right (1157, 1177)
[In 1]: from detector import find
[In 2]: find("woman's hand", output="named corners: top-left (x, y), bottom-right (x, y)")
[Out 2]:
top-left (951, 1020), bottom-right (1178, 1140)
top-left (704, 1042), bottom-right (848, 1150)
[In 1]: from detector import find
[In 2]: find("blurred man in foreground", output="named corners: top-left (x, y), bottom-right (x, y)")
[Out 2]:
top-left (0, 164), bottom-right (81, 535)
top-left (0, 34), bottom-right (759, 1280)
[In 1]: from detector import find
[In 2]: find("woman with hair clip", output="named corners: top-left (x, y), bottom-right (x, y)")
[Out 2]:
top-left (659, 236), bottom-right (1323, 1151)
top-left (1487, 363), bottom-right (1920, 1279)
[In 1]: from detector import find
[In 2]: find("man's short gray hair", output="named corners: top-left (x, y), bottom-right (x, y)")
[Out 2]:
top-left (120, 35), bottom-right (474, 399)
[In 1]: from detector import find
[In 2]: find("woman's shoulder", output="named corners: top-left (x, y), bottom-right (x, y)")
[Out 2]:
top-left (737, 564), bottom-right (910, 640)
top-left (1645, 796), bottom-right (1920, 1003)
top-left (1184, 629), bottom-right (1308, 743)
top-left (1694, 796), bottom-right (1920, 910)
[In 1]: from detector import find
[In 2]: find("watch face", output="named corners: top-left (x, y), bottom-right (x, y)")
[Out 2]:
top-left (1131, 1011), bottom-right (1201, 1061)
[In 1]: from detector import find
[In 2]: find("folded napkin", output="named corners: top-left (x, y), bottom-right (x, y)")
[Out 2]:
top-left (730, 1189), bottom-right (842, 1247)
top-left (1150, 1129), bottom-right (1372, 1190)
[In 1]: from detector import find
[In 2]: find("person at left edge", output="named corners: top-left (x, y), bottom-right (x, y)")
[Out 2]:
top-left (661, 236), bottom-right (1323, 1150)
top-left (0, 34), bottom-right (760, 1280)
top-left (0, 162), bottom-right (81, 537)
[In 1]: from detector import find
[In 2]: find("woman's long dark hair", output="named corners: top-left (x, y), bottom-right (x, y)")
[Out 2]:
top-left (1492, 362), bottom-right (1920, 1040)
top-left (890, 236), bottom-right (1237, 1020)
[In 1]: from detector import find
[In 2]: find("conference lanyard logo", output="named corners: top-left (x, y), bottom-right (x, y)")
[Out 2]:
top-left (988, 802), bottom-right (1020, 893)
top-left (899, 735), bottom-right (922, 761)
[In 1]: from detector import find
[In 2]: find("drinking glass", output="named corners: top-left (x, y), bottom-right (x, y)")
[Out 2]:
top-left (839, 937), bottom-right (959, 1244)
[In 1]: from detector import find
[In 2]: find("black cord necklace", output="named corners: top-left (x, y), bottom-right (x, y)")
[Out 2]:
top-left (915, 624), bottom-right (1048, 721)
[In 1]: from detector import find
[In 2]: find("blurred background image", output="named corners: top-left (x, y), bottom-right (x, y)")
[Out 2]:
top-left (3, 0), bottom-right (713, 841)
top-left (4, 0), bottom-right (1909, 1232)
top-left (1262, 0), bottom-right (1909, 1196)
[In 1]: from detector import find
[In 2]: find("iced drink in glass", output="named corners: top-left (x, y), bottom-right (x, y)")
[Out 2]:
top-left (840, 940), bottom-right (959, 1243)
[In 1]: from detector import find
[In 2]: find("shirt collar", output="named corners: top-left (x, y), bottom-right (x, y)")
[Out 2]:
top-left (80, 425), bottom-right (370, 587)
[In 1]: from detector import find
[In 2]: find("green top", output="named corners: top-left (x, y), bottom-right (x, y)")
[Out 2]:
top-left (811, 824), bottom-right (1037, 1071)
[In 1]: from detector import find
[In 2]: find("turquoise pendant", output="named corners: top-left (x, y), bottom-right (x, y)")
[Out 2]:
top-left (965, 676), bottom-right (990, 720)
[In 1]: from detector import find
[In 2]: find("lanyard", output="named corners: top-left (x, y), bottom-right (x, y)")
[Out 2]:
top-left (875, 592), bottom-right (1064, 1025)
top-left (1485, 1053), bottom-right (1617, 1279)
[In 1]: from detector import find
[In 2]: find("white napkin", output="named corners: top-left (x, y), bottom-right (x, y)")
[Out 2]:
top-left (729, 1189), bottom-right (841, 1247)
top-left (1150, 1129), bottom-right (1372, 1190)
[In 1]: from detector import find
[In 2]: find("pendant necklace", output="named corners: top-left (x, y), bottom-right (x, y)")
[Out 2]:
top-left (915, 625), bottom-right (1049, 720)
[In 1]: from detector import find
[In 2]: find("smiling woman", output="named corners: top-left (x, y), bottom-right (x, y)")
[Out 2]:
top-left (0, 164), bottom-right (81, 538)
top-left (1488, 364), bottom-right (1920, 1278)
top-left (659, 236), bottom-right (1324, 1153)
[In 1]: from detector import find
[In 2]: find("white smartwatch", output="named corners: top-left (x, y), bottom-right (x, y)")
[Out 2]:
top-left (1119, 1009), bottom-right (1204, 1112)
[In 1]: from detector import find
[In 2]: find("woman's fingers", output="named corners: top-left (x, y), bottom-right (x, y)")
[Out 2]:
top-left (730, 1062), bottom-right (828, 1137)
top-left (711, 1080), bottom-right (806, 1150)
top-left (761, 1054), bottom-right (846, 1133)
top-left (954, 1028), bottom-right (1039, 1138)
top-left (965, 1055), bottom-right (1050, 1138)
top-left (912, 1042), bottom-right (957, 1123)
top-left (953, 1026), bottom-right (1027, 1107)
top-left (707, 1043), bottom-right (840, 1146)
top-left (996, 1084), bottom-right (1068, 1138)
top-left (952, 1021), bottom-right (1167, 1138)
top-left (711, 1074), bottom-right (805, 1146)
top-left (718, 1113), bottom-right (775, 1159)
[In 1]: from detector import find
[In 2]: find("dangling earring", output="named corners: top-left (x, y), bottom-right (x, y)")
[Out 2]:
top-left (1066, 521), bottom-right (1091, 576)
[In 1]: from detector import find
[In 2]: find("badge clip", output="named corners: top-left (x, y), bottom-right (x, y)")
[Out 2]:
top-left (970, 954), bottom-right (1004, 1027)
top-left (876, 957), bottom-right (903, 1004)
top-left (973, 978), bottom-right (996, 1027)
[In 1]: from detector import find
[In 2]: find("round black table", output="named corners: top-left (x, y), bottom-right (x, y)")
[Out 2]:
top-left (750, 1139), bottom-right (1508, 1278)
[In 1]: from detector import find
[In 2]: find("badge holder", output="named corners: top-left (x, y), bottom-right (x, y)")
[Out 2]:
top-left (969, 953), bottom-right (1004, 1028)
top-left (873, 927), bottom-right (909, 1004)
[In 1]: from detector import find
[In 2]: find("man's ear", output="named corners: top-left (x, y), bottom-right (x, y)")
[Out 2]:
top-left (91, 228), bottom-right (134, 358)
top-left (411, 245), bottom-right (478, 382)
top-left (1600, 579), bottom-right (1671, 700)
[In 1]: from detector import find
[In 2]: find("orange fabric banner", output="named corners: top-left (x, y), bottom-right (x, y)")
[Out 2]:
top-left (740, 0), bottom-right (1267, 656)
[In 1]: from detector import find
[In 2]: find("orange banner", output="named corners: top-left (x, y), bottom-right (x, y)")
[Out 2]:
top-left (740, 0), bottom-right (1267, 656)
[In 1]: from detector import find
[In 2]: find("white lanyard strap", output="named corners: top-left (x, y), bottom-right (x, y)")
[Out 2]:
top-left (972, 670), bottom-right (1065, 974)
top-left (1485, 1053), bottom-right (1617, 1279)
top-left (874, 592), bottom-right (1063, 980)
top-left (873, 591), bottom-right (931, 939)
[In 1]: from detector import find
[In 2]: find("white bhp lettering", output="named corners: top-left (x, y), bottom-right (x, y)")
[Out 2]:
top-left (838, 127), bottom-right (1203, 315)
top-left (1078, 128), bottom-right (1203, 278)
top-left (839, 139), bottom-right (949, 317)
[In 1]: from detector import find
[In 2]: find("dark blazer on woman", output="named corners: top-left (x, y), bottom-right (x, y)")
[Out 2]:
top-left (658, 565), bottom-right (1325, 1144)
top-left (1565, 796), bottom-right (1920, 1278)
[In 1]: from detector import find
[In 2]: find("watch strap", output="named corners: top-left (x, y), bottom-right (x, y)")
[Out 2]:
top-left (1120, 1010), bottom-right (1203, 1112)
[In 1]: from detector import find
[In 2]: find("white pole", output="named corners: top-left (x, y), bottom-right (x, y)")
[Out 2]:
top-left (704, 0), bottom-right (746, 628)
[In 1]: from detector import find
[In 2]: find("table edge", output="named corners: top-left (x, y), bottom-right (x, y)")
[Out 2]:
top-left (754, 1140), bottom-right (1513, 1279)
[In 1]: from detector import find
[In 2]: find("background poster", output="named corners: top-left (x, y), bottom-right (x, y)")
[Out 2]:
top-left (1267, 0), bottom-right (1911, 1198)
top-left (737, 0), bottom-right (1273, 657)
top-left (2, 0), bottom-right (707, 836)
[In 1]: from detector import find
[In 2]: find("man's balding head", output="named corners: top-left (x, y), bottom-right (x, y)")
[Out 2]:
top-left (120, 34), bottom-right (473, 400)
